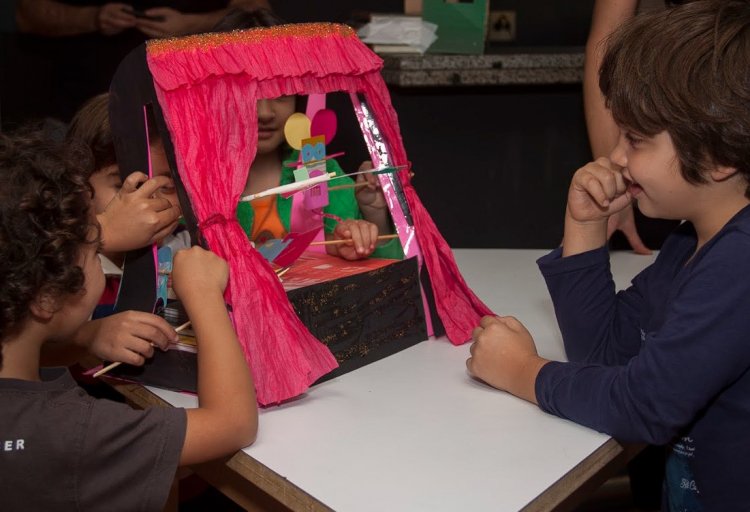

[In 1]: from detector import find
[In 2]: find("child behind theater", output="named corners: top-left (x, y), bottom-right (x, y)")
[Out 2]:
top-left (215, 8), bottom-right (403, 261)
top-left (62, 93), bottom-right (188, 369)
top-left (466, 2), bottom-right (750, 510)
top-left (0, 132), bottom-right (257, 510)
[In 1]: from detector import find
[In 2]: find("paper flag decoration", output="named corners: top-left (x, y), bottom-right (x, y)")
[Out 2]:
top-left (273, 227), bottom-right (324, 267)
top-left (255, 237), bottom-right (291, 262)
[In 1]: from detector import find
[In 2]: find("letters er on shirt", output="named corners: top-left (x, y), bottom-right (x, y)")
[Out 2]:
top-left (3, 440), bottom-right (24, 451)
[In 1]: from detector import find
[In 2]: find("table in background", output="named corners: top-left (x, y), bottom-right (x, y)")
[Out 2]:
top-left (380, 49), bottom-right (583, 87)
top-left (113, 248), bottom-right (656, 511)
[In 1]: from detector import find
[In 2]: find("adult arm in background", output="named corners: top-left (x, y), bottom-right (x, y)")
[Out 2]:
top-left (15, 0), bottom-right (137, 36)
top-left (135, 0), bottom-right (271, 38)
top-left (584, 0), bottom-right (651, 254)
top-left (16, 0), bottom-right (270, 38)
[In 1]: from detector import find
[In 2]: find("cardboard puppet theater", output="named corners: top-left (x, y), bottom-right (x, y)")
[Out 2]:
top-left (107, 23), bottom-right (492, 406)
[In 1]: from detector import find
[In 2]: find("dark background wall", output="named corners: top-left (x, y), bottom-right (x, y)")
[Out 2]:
top-left (390, 85), bottom-right (590, 248)
top-left (274, 1), bottom-right (596, 248)
top-left (273, 1), bottom-right (595, 45)
top-left (1, 0), bottom-right (597, 248)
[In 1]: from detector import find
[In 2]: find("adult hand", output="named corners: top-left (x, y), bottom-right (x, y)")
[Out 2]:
top-left (97, 171), bottom-right (182, 253)
top-left (135, 7), bottom-right (199, 38)
top-left (607, 204), bottom-right (652, 255)
top-left (77, 311), bottom-right (177, 366)
top-left (330, 219), bottom-right (378, 260)
top-left (466, 315), bottom-right (547, 404)
top-left (97, 3), bottom-right (137, 35)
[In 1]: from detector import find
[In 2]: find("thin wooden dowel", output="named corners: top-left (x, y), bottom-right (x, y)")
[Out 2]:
top-left (328, 182), bottom-right (369, 192)
top-left (174, 320), bottom-right (192, 333)
top-left (92, 360), bottom-right (120, 378)
top-left (275, 266), bottom-right (292, 278)
top-left (309, 234), bottom-right (399, 246)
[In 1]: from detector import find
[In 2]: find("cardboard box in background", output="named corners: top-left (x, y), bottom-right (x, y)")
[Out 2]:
top-left (422, 0), bottom-right (489, 55)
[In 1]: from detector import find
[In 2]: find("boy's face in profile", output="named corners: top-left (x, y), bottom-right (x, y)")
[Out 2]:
top-left (50, 226), bottom-right (105, 341)
top-left (610, 129), bottom-right (699, 221)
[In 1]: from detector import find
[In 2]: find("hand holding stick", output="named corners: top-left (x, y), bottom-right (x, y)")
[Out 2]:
top-left (92, 320), bottom-right (192, 378)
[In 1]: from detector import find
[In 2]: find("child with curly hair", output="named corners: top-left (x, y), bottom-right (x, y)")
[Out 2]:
top-left (0, 131), bottom-right (257, 510)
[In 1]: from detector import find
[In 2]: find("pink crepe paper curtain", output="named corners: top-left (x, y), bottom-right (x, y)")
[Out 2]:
top-left (151, 73), bottom-right (337, 406)
top-left (354, 79), bottom-right (494, 342)
top-left (146, 25), bottom-right (492, 405)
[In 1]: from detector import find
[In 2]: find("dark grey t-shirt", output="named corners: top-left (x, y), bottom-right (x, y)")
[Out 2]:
top-left (0, 368), bottom-right (187, 511)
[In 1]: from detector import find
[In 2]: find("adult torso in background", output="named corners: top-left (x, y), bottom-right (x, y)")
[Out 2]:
top-left (1, 1), bottom-right (229, 129)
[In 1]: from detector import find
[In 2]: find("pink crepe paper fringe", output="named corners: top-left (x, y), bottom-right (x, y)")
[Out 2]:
top-left (146, 24), bottom-right (492, 405)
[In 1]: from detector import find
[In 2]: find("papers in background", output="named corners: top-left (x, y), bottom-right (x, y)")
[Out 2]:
top-left (358, 15), bottom-right (437, 54)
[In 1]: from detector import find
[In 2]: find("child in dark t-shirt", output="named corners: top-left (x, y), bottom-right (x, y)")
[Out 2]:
top-left (0, 132), bottom-right (257, 511)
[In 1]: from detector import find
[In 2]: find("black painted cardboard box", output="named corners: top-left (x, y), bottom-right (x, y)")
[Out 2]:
top-left (111, 253), bottom-right (427, 395)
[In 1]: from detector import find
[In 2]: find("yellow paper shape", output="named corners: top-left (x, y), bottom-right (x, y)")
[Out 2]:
top-left (284, 112), bottom-right (312, 150)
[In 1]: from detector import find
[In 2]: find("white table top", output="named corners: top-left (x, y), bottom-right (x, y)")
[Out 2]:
top-left (150, 248), bottom-right (656, 511)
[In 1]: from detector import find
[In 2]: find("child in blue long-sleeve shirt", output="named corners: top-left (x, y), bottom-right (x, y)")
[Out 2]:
top-left (466, 2), bottom-right (750, 510)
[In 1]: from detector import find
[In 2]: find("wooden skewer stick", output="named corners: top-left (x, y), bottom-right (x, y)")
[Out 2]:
top-left (327, 182), bottom-right (370, 192)
top-left (240, 172), bottom-right (336, 202)
top-left (328, 170), bottom-right (416, 192)
top-left (173, 320), bottom-right (193, 334)
top-left (92, 361), bottom-right (121, 379)
top-left (93, 320), bottom-right (192, 378)
top-left (309, 234), bottom-right (400, 246)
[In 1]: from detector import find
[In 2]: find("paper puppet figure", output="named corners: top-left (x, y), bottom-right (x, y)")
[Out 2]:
top-left (283, 108), bottom-right (341, 250)
top-left (109, 23), bottom-right (492, 406)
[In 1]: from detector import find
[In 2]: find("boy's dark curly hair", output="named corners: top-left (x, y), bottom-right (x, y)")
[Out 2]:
top-left (0, 131), bottom-right (96, 365)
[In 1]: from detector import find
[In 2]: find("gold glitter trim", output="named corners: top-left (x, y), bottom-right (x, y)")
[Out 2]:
top-left (147, 23), bottom-right (356, 56)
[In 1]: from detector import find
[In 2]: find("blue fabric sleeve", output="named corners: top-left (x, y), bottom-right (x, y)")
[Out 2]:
top-left (535, 235), bottom-right (750, 445)
top-left (537, 246), bottom-right (648, 365)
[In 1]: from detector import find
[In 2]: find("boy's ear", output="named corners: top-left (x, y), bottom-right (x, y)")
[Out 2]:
top-left (29, 293), bottom-right (59, 322)
top-left (710, 165), bottom-right (739, 182)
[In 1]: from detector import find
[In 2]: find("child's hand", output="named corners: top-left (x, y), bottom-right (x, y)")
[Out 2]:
top-left (567, 157), bottom-right (632, 224)
top-left (330, 219), bottom-right (378, 260)
top-left (355, 161), bottom-right (388, 211)
top-left (172, 246), bottom-right (229, 301)
top-left (78, 311), bottom-right (178, 366)
top-left (98, 171), bottom-right (182, 252)
top-left (466, 315), bottom-right (547, 404)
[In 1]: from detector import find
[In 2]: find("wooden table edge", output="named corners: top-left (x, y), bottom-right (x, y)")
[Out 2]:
top-left (521, 438), bottom-right (642, 512)
top-left (108, 381), bottom-right (328, 511)
top-left (108, 380), bottom-right (638, 512)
